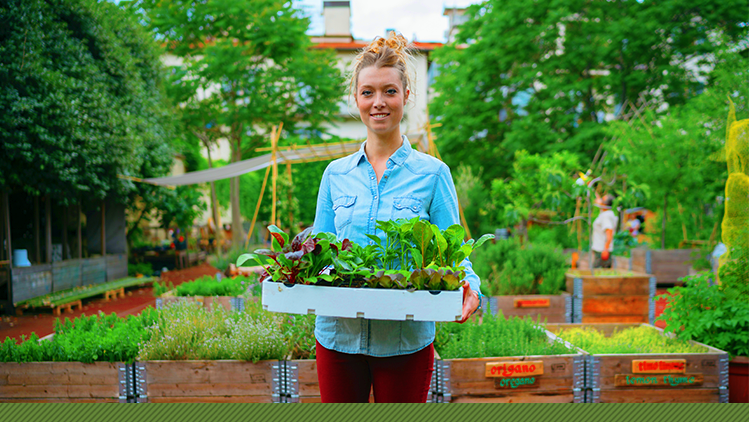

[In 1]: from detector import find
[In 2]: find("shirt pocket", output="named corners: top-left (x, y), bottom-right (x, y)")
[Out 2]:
top-left (333, 195), bottom-right (357, 232)
top-left (391, 196), bottom-right (423, 221)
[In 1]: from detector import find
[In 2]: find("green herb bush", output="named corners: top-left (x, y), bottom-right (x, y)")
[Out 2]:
top-left (434, 311), bottom-right (575, 359)
top-left (475, 239), bottom-right (567, 296)
top-left (0, 309), bottom-right (158, 363)
top-left (137, 300), bottom-right (288, 362)
top-left (555, 326), bottom-right (708, 354)
top-left (155, 275), bottom-right (257, 297)
top-left (128, 262), bottom-right (154, 277)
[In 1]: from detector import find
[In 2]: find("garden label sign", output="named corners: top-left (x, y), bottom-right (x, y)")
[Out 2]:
top-left (513, 298), bottom-right (551, 308)
top-left (486, 361), bottom-right (544, 390)
top-left (631, 359), bottom-right (686, 374)
top-left (615, 359), bottom-right (702, 387)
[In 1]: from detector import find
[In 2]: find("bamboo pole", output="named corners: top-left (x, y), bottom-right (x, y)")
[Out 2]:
top-left (270, 125), bottom-right (280, 230)
top-left (287, 161), bottom-right (293, 231)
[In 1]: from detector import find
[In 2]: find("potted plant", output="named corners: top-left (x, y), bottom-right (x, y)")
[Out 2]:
top-left (154, 274), bottom-right (259, 312)
top-left (239, 219), bottom-right (493, 322)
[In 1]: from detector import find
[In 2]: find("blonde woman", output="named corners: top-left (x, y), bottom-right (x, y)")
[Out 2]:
top-left (312, 33), bottom-right (482, 403)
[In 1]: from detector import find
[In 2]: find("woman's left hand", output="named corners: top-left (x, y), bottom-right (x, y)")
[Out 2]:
top-left (458, 280), bottom-right (480, 324)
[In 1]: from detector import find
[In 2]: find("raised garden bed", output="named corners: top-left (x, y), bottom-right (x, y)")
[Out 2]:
top-left (138, 360), bottom-right (281, 403)
top-left (0, 362), bottom-right (124, 403)
top-left (547, 323), bottom-right (729, 403)
top-left (487, 293), bottom-right (572, 323)
top-left (565, 270), bottom-right (655, 324)
top-left (631, 248), bottom-right (699, 287)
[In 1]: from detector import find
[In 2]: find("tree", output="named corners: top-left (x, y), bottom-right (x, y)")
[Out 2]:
top-left (606, 48), bottom-right (748, 248)
top-left (430, 0), bottom-right (746, 185)
top-left (0, 0), bottom-right (174, 205)
top-left (128, 0), bottom-right (344, 247)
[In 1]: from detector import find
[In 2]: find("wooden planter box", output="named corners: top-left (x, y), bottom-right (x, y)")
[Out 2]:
top-left (565, 270), bottom-right (655, 324)
top-left (156, 292), bottom-right (249, 312)
top-left (487, 293), bottom-right (572, 323)
top-left (432, 330), bottom-right (585, 403)
top-left (631, 249), bottom-right (699, 286)
top-left (0, 362), bottom-right (123, 403)
top-left (547, 323), bottom-right (729, 403)
top-left (139, 360), bottom-right (281, 403)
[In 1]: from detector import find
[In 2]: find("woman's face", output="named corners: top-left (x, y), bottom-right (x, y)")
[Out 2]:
top-left (356, 66), bottom-right (409, 140)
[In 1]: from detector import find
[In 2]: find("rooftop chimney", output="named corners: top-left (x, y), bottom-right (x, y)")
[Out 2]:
top-left (323, 1), bottom-right (351, 37)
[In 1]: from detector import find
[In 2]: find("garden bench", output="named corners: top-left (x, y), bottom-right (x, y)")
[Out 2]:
top-left (15, 276), bottom-right (157, 316)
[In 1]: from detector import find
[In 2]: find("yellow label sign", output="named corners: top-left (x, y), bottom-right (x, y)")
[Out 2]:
top-left (485, 361), bottom-right (544, 378)
top-left (632, 359), bottom-right (687, 374)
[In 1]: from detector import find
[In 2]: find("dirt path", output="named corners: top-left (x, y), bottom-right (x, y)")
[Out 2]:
top-left (0, 262), bottom-right (220, 343)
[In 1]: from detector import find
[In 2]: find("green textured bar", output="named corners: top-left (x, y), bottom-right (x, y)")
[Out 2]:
top-left (0, 403), bottom-right (747, 422)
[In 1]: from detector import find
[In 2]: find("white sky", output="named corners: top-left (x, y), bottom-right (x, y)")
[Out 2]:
top-left (293, 0), bottom-right (482, 43)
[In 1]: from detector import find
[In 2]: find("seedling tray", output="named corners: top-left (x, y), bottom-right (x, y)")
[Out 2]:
top-left (262, 280), bottom-right (463, 321)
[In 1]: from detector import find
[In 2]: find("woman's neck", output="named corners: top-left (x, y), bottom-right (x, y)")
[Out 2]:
top-left (364, 130), bottom-right (402, 163)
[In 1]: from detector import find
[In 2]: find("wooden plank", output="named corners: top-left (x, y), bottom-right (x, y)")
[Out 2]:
top-left (147, 383), bottom-right (272, 397)
top-left (451, 393), bottom-right (574, 403)
top-left (614, 373), bottom-right (704, 387)
top-left (144, 361), bottom-right (274, 385)
top-left (0, 384), bottom-right (118, 399)
top-left (597, 388), bottom-right (720, 403)
top-left (581, 315), bottom-right (648, 323)
top-left (582, 296), bottom-right (650, 315)
top-left (0, 398), bottom-right (119, 403)
top-left (293, 359), bottom-right (320, 397)
top-left (580, 278), bottom-right (650, 295)
top-left (146, 396), bottom-right (273, 403)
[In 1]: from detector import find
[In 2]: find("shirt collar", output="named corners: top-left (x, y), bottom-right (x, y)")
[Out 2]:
top-left (356, 135), bottom-right (413, 166)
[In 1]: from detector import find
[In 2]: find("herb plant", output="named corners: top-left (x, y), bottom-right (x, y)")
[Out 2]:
top-left (240, 219), bottom-right (494, 291)
top-left (154, 275), bottom-right (258, 297)
top-left (434, 311), bottom-right (575, 359)
top-left (555, 325), bottom-right (708, 354)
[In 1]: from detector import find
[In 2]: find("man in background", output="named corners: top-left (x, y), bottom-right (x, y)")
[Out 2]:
top-left (592, 193), bottom-right (618, 268)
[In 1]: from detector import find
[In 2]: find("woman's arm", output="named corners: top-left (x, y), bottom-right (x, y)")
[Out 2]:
top-left (312, 166), bottom-right (336, 235)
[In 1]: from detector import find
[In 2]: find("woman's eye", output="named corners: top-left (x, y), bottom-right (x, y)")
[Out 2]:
top-left (387, 89), bottom-right (397, 95)
top-left (361, 90), bottom-right (372, 96)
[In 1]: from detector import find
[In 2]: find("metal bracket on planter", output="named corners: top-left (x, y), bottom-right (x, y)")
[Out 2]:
top-left (118, 363), bottom-right (131, 403)
top-left (573, 278), bottom-right (583, 324)
top-left (573, 355), bottom-right (585, 403)
top-left (231, 297), bottom-right (245, 313)
top-left (648, 276), bottom-right (657, 325)
top-left (286, 362), bottom-right (300, 403)
top-left (645, 250), bottom-right (652, 275)
top-left (134, 362), bottom-right (148, 403)
top-left (719, 354), bottom-right (730, 403)
top-left (438, 360), bottom-right (452, 403)
top-left (427, 358), bottom-right (439, 403)
top-left (585, 356), bottom-right (601, 403)
top-left (564, 294), bottom-right (573, 323)
top-left (271, 361), bottom-right (283, 403)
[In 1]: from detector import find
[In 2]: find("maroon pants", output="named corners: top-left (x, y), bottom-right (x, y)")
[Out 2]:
top-left (315, 340), bottom-right (434, 403)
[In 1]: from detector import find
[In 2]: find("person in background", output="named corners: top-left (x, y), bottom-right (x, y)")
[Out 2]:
top-left (311, 32), bottom-right (482, 403)
top-left (592, 193), bottom-right (618, 268)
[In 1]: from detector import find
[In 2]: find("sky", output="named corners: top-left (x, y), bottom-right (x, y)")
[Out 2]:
top-left (293, 0), bottom-right (481, 43)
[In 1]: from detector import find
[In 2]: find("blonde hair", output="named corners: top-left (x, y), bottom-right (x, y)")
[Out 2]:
top-left (349, 32), bottom-right (417, 103)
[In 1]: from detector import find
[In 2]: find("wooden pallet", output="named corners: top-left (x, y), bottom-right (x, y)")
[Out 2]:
top-left (104, 287), bottom-right (125, 302)
top-left (53, 300), bottom-right (82, 316)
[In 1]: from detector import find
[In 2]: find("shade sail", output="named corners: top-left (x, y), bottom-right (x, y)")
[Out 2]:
top-left (143, 141), bottom-right (363, 186)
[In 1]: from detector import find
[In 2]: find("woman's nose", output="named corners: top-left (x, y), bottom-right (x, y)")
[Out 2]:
top-left (374, 92), bottom-right (386, 107)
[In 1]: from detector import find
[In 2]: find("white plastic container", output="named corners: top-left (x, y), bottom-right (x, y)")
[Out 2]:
top-left (262, 280), bottom-right (463, 322)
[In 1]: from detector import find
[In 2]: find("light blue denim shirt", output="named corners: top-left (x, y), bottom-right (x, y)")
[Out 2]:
top-left (312, 136), bottom-right (481, 357)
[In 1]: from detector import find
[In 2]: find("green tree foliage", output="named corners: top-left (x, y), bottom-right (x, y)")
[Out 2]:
top-left (128, 0), bottom-right (344, 244)
top-left (606, 49), bottom-right (748, 248)
top-left (0, 0), bottom-right (174, 204)
top-left (431, 0), bottom-right (746, 184)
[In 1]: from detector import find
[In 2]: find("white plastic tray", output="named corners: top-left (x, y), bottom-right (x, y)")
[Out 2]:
top-left (261, 280), bottom-right (463, 322)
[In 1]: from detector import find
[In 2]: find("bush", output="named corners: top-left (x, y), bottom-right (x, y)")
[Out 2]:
top-left (555, 325), bottom-right (707, 354)
top-left (474, 239), bottom-right (567, 296)
top-left (435, 311), bottom-right (574, 359)
top-left (527, 225), bottom-right (578, 249)
top-left (153, 275), bottom-right (258, 298)
top-left (128, 262), bottom-right (154, 277)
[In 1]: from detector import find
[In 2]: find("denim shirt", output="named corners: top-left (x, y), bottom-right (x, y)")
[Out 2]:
top-left (312, 136), bottom-right (481, 357)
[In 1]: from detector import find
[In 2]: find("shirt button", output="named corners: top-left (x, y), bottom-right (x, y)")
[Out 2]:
top-left (370, 217), bottom-right (374, 221)
top-left (374, 196), bottom-right (378, 199)
top-left (371, 176), bottom-right (375, 180)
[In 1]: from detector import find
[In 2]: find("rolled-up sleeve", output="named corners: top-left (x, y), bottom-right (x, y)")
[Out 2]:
top-left (430, 164), bottom-right (482, 294)
top-left (312, 166), bottom-right (336, 235)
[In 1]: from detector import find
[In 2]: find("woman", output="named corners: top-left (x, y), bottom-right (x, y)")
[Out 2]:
top-left (312, 33), bottom-right (482, 403)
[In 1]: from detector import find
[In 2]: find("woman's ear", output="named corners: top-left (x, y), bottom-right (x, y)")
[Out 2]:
top-left (404, 89), bottom-right (410, 105)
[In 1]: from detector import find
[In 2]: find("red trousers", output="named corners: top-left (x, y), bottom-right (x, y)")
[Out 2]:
top-left (315, 340), bottom-right (434, 403)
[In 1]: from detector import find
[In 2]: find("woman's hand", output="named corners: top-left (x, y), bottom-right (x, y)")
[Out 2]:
top-left (458, 280), bottom-right (480, 324)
